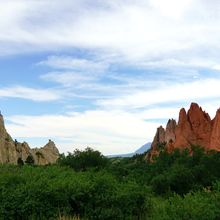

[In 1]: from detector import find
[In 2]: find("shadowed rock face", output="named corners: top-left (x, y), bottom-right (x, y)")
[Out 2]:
top-left (147, 103), bottom-right (220, 159)
top-left (165, 119), bottom-right (176, 143)
top-left (151, 126), bottom-right (165, 150)
top-left (0, 113), bottom-right (59, 165)
top-left (149, 118), bottom-right (177, 159)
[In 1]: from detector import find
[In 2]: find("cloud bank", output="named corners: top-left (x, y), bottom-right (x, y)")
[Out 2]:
top-left (1, 0), bottom-right (220, 154)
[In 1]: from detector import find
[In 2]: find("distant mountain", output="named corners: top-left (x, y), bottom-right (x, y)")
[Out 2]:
top-left (108, 142), bottom-right (151, 158)
top-left (134, 142), bottom-right (151, 154)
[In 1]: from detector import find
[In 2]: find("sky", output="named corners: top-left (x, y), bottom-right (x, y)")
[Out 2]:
top-left (0, 0), bottom-right (220, 155)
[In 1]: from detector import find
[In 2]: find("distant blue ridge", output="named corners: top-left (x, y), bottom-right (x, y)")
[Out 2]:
top-left (107, 142), bottom-right (151, 158)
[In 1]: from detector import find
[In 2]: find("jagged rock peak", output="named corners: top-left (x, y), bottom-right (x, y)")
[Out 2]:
top-left (31, 140), bottom-right (60, 165)
top-left (188, 102), bottom-right (211, 121)
top-left (147, 103), bottom-right (220, 160)
top-left (209, 108), bottom-right (220, 150)
top-left (178, 108), bottom-right (187, 124)
top-left (43, 139), bottom-right (59, 154)
top-left (151, 126), bottom-right (165, 150)
top-left (0, 113), bottom-right (60, 165)
top-left (165, 119), bottom-right (176, 143)
top-left (166, 119), bottom-right (176, 127)
top-left (186, 103), bottom-right (211, 147)
top-left (189, 102), bottom-right (200, 110)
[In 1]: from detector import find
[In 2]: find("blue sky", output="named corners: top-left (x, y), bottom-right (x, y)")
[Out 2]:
top-left (1, 0), bottom-right (220, 154)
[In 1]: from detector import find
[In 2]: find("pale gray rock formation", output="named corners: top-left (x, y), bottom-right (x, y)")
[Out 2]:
top-left (0, 113), bottom-right (59, 165)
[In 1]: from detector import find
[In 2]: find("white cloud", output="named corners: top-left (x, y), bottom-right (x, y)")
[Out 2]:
top-left (97, 79), bottom-right (220, 110)
top-left (39, 56), bottom-right (109, 72)
top-left (40, 71), bottom-right (121, 98)
top-left (41, 72), bottom-right (96, 87)
top-left (149, 0), bottom-right (193, 18)
top-left (0, 0), bottom-right (220, 70)
top-left (2, 1), bottom-right (220, 155)
top-left (0, 86), bottom-right (62, 101)
top-left (6, 110), bottom-right (160, 155)
top-left (137, 58), bottom-right (220, 71)
top-left (39, 56), bottom-right (110, 88)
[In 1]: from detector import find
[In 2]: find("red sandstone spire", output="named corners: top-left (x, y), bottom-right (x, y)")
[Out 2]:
top-left (148, 103), bottom-right (220, 159)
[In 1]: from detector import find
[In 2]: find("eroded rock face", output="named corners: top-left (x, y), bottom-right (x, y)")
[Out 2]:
top-left (16, 142), bottom-right (31, 163)
top-left (174, 107), bottom-right (194, 148)
top-left (165, 119), bottom-right (176, 143)
top-left (147, 103), bottom-right (220, 159)
top-left (151, 126), bottom-right (165, 150)
top-left (0, 113), bottom-right (59, 165)
top-left (0, 114), bottom-right (17, 163)
top-left (174, 103), bottom-right (212, 148)
top-left (147, 126), bottom-right (166, 160)
top-left (32, 140), bottom-right (60, 165)
top-left (187, 103), bottom-right (211, 147)
top-left (209, 109), bottom-right (220, 150)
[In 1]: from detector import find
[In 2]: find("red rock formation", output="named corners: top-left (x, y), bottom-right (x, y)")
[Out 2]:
top-left (174, 107), bottom-right (193, 148)
top-left (151, 126), bottom-right (165, 150)
top-left (147, 103), bottom-right (220, 159)
top-left (165, 119), bottom-right (176, 143)
top-left (174, 103), bottom-right (212, 149)
top-left (147, 126), bottom-right (165, 160)
top-left (209, 109), bottom-right (220, 150)
top-left (187, 103), bottom-right (211, 147)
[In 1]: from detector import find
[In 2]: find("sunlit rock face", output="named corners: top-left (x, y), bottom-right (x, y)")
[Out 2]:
top-left (0, 113), bottom-right (59, 165)
top-left (32, 140), bottom-right (60, 165)
top-left (174, 103), bottom-right (212, 149)
top-left (147, 103), bottom-right (220, 160)
top-left (209, 109), bottom-right (220, 150)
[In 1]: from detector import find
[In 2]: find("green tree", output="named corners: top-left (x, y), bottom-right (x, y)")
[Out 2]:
top-left (58, 147), bottom-right (108, 171)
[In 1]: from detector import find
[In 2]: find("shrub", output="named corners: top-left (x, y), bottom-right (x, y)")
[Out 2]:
top-left (0, 165), bottom-right (150, 220)
top-left (58, 147), bottom-right (108, 171)
top-left (150, 191), bottom-right (220, 220)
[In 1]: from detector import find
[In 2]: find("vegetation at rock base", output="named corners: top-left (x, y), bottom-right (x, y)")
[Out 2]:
top-left (58, 147), bottom-right (108, 171)
top-left (25, 154), bottom-right (35, 165)
top-left (17, 157), bottom-right (24, 166)
top-left (2, 146), bottom-right (220, 219)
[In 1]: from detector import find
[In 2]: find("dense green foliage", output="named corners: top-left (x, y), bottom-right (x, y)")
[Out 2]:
top-left (2, 146), bottom-right (220, 219)
top-left (58, 147), bottom-right (108, 171)
top-left (0, 165), bottom-right (149, 219)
